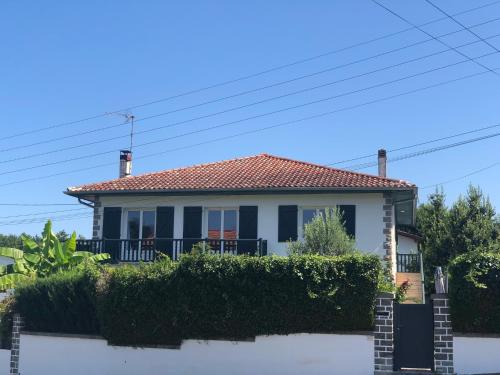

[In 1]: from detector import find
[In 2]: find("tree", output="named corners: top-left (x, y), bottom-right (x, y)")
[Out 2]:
top-left (288, 208), bottom-right (356, 255)
top-left (0, 220), bottom-right (109, 290)
top-left (416, 189), bottom-right (451, 281)
top-left (448, 185), bottom-right (498, 256)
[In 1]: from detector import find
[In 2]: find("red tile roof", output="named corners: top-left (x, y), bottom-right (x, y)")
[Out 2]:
top-left (66, 154), bottom-right (415, 195)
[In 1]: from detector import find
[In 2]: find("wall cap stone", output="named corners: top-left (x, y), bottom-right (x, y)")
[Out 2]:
top-left (377, 292), bottom-right (395, 299)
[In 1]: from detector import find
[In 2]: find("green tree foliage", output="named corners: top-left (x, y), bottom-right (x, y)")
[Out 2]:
top-left (416, 189), bottom-right (451, 285)
top-left (0, 220), bottom-right (109, 291)
top-left (416, 186), bottom-right (499, 289)
top-left (287, 208), bottom-right (356, 255)
top-left (448, 186), bottom-right (498, 255)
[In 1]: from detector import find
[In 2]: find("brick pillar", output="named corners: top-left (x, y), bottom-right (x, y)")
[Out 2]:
top-left (10, 314), bottom-right (23, 375)
top-left (432, 294), bottom-right (454, 374)
top-left (374, 292), bottom-right (395, 374)
top-left (382, 193), bottom-right (396, 279)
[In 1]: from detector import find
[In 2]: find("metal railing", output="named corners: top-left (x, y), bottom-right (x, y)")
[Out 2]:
top-left (76, 238), bottom-right (268, 262)
top-left (396, 253), bottom-right (421, 273)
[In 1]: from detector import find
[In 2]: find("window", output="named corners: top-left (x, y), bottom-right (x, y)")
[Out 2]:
top-left (126, 210), bottom-right (156, 239)
top-left (206, 209), bottom-right (238, 239)
top-left (299, 206), bottom-right (356, 238)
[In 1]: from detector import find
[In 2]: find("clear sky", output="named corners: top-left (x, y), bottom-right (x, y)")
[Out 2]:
top-left (1, 0), bottom-right (499, 238)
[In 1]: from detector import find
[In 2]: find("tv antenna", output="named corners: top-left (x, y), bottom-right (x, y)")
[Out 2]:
top-left (107, 112), bottom-right (136, 152)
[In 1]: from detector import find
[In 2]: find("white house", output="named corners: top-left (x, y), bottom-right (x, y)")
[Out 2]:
top-left (65, 151), bottom-right (417, 274)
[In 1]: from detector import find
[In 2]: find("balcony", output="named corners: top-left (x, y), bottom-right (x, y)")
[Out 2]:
top-left (76, 238), bottom-right (268, 262)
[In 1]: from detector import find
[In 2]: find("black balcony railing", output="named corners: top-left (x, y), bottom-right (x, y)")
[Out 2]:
top-left (76, 238), bottom-right (268, 262)
top-left (396, 253), bottom-right (421, 273)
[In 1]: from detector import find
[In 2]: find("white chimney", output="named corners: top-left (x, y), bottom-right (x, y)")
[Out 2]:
top-left (119, 150), bottom-right (132, 178)
top-left (378, 149), bottom-right (387, 178)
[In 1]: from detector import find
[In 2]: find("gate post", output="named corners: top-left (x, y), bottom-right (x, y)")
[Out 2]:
top-left (10, 314), bottom-right (23, 375)
top-left (431, 294), bottom-right (454, 374)
top-left (374, 292), bottom-right (395, 375)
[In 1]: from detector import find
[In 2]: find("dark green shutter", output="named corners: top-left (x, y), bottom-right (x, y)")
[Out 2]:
top-left (183, 206), bottom-right (202, 251)
top-left (338, 205), bottom-right (356, 238)
top-left (156, 207), bottom-right (174, 258)
top-left (278, 205), bottom-right (298, 242)
top-left (102, 207), bottom-right (122, 261)
top-left (239, 206), bottom-right (258, 255)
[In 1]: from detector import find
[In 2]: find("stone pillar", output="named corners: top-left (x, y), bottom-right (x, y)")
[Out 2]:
top-left (432, 294), bottom-right (454, 374)
top-left (382, 193), bottom-right (396, 279)
top-left (92, 199), bottom-right (102, 239)
top-left (374, 292), bottom-right (395, 374)
top-left (10, 314), bottom-right (23, 375)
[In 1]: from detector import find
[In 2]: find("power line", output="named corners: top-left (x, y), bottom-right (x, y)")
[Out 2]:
top-left (421, 160), bottom-right (500, 189)
top-left (424, 0), bottom-right (500, 55)
top-left (4, 15), bottom-right (500, 157)
top-left (347, 132), bottom-right (500, 170)
top-left (327, 122), bottom-right (500, 166)
top-left (2, 46), bottom-right (499, 174)
top-left (0, 208), bottom-right (88, 219)
top-left (0, 68), bottom-right (493, 188)
top-left (2, 0), bottom-right (500, 142)
top-left (372, 0), bottom-right (500, 77)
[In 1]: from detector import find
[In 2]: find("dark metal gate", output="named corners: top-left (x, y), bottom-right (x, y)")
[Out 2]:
top-left (394, 303), bottom-right (434, 371)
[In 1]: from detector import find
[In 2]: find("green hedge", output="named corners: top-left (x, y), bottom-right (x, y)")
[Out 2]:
top-left (449, 252), bottom-right (500, 333)
top-left (6, 254), bottom-right (381, 346)
top-left (13, 266), bottom-right (100, 335)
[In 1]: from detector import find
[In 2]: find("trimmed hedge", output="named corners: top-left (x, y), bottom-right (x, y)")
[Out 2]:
top-left (6, 254), bottom-right (381, 346)
top-left (13, 266), bottom-right (100, 335)
top-left (449, 251), bottom-right (500, 333)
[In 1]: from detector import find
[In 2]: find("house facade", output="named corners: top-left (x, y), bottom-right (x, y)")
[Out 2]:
top-left (65, 152), bottom-right (417, 275)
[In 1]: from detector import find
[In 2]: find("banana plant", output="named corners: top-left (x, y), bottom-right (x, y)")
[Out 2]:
top-left (0, 220), bottom-right (110, 291)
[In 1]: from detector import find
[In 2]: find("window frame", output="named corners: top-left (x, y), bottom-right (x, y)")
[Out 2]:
top-left (122, 208), bottom-right (157, 239)
top-left (203, 207), bottom-right (239, 240)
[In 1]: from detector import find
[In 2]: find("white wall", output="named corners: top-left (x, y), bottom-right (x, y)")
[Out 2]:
top-left (454, 335), bottom-right (500, 375)
top-left (19, 333), bottom-right (373, 375)
top-left (396, 234), bottom-right (418, 254)
top-left (98, 193), bottom-right (386, 256)
top-left (0, 349), bottom-right (9, 374)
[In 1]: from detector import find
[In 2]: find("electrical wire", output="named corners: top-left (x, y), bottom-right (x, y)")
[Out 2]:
top-left (2, 0), bottom-right (499, 142)
top-left (3, 17), bottom-right (500, 156)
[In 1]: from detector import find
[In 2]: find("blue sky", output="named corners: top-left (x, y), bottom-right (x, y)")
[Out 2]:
top-left (1, 0), bottom-right (499, 237)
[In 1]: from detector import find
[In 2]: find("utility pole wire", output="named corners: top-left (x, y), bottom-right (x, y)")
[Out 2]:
top-left (0, 68), bottom-right (493, 188)
top-left (372, 0), bottom-right (500, 77)
top-left (3, 15), bottom-right (500, 157)
top-left (1, 0), bottom-right (500, 142)
top-left (424, 0), bottom-right (500, 55)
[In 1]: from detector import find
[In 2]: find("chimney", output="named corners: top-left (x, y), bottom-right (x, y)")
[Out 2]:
top-left (378, 149), bottom-right (387, 178)
top-left (119, 150), bottom-right (132, 178)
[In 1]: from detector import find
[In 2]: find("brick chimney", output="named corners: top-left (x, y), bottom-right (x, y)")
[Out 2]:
top-left (119, 150), bottom-right (132, 178)
top-left (378, 149), bottom-right (387, 178)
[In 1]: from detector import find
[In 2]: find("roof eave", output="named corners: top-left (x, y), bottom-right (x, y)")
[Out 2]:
top-left (65, 185), bottom-right (416, 197)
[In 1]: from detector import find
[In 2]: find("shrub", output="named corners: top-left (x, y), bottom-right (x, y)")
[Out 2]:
top-left (448, 251), bottom-right (500, 333)
top-left (0, 296), bottom-right (15, 349)
top-left (97, 253), bottom-right (380, 346)
top-left (287, 208), bottom-right (356, 255)
top-left (14, 264), bottom-right (101, 334)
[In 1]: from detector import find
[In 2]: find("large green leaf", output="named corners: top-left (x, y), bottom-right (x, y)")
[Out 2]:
top-left (0, 247), bottom-right (24, 260)
top-left (64, 232), bottom-right (77, 256)
top-left (54, 238), bottom-right (68, 265)
top-left (0, 273), bottom-right (31, 291)
top-left (89, 253), bottom-right (111, 262)
top-left (23, 253), bottom-right (41, 265)
top-left (13, 260), bottom-right (29, 274)
top-left (0, 265), bottom-right (6, 276)
top-left (21, 235), bottom-right (39, 253)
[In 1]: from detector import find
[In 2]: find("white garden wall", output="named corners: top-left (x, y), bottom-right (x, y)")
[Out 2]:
top-left (454, 334), bottom-right (500, 375)
top-left (18, 333), bottom-right (373, 375)
top-left (98, 192), bottom-right (386, 256)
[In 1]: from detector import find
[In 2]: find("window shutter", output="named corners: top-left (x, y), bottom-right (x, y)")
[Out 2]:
top-left (156, 207), bottom-right (174, 258)
top-left (278, 205), bottom-right (298, 242)
top-left (239, 206), bottom-right (258, 255)
top-left (102, 207), bottom-right (122, 261)
top-left (338, 205), bottom-right (356, 238)
top-left (183, 206), bottom-right (202, 251)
